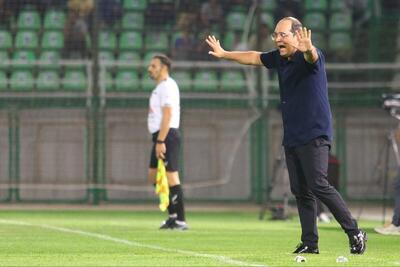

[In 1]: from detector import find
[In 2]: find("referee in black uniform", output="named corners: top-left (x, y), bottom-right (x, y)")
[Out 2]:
top-left (206, 17), bottom-right (367, 254)
top-left (147, 54), bottom-right (188, 230)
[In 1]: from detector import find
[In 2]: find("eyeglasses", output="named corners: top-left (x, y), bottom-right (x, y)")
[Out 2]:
top-left (270, 32), bottom-right (291, 41)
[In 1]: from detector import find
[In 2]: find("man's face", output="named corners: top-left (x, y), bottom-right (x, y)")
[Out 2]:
top-left (272, 20), bottom-right (298, 58)
top-left (148, 58), bottom-right (164, 81)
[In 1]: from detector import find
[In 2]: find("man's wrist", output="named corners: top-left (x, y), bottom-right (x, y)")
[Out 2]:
top-left (156, 140), bottom-right (165, 144)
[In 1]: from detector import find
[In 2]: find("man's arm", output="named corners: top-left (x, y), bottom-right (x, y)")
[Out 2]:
top-left (206, 35), bottom-right (263, 66)
top-left (156, 106), bottom-right (172, 159)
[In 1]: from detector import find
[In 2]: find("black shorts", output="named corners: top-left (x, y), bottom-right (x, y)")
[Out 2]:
top-left (149, 128), bottom-right (180, 172)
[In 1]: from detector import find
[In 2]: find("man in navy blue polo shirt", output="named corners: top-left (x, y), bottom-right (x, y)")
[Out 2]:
top-left (206, 17), bottom-right (367, 254)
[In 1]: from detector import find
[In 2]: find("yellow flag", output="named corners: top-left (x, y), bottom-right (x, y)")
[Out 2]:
top-left (155, 159), bottom-right (169, 211)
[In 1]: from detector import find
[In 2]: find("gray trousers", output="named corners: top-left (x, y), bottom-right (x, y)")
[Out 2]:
top-left (285, 136), bottom-right (359, 247)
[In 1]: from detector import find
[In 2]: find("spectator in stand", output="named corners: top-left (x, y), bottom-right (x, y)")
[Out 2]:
top-left (98, 0), bottom-right (122, 28)
top-left (194, 28), bottom-right (218, 61)
top-left (171, 13), bottom-right (196, 60)
top-left (63, 0), bottom-right (93, 59)
top-left (0, 0), bottom-right (14, 27)
top-left (249, 23), bottom-right (275, 51)
top-left (200, 0), bottom-right (224, 31)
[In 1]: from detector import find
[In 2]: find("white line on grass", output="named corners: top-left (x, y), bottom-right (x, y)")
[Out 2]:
top-left (0, 219), bottom-right (266, 267)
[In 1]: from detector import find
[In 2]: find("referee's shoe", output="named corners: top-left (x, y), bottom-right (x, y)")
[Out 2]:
top-left (293, 243), bottom-right (319, 254)
top-left (349, 230), bottom-right (367, 254)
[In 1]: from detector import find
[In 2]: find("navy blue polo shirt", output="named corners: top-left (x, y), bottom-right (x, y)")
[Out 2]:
top-left (260, 49), bottom-right (332, 147)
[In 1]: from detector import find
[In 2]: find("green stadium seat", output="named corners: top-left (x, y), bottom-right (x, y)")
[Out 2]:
top-left (15, 31), bottom-right (39, 50)
top-left (41, 31), bottom-right (64, 50)
top-left (220, 70), bottom-right (246, 91)
top-left (330, 1), bottom-right (347, 11)
top-left (99, 31), bottom-right (117, 51)
top-left (193, 71), bottom-right (218, 91)
top-left (117, 51), bottom-right (141, 69)
top-left (143, 51), bottom-right (160, 65)
top-left (330, 12), bottom-right (352, 31)
top-left (141, 74), bottom-right (154, 91)
top-left (329, 32), bottom-right (352, 51)
top-left (43, 10), bottom-right (66, 30)
top-left (312, 32), bottom-right (327, 51)
top-left (305, 0), bottom-right (328, 12)
top-left (261, 12), bottom-right (274, 28)
top-left (63, 70), bottom-right (87, 91)
top-left (10, 71), bottom-right (34, 90)
top-left (38, 51), bottom-right (61, 70)
top-left (99, 51), bottom-right (115, 62)
top-left (101, 71), bottom-right (114, 91)
top-left (304, 13), bottom-right (327, 31)
top-left (0, 71), bottom-right (8, 90)
top-left (145, 32), bottom-right (169, 51)
top-left (172, 71), bottom-right (191, 91)
top-left (12, 50), bottom-right (36, 69)
top-left (36, 71), bottom-right (60, 90)
top-left (115, 70), bottom-right (140, 90)
top-left (0, 51), bottom-right (9, 70)
top-left (260, 0), bottom-right (277, 12)
top-left (122, 12), bottom-right (144, 30)
top-left (0, 31), bottom-right (12, 50)
top-left (123, 0), bottom-right (147, 11)
top-left (119, 31), bottom-right (143, 51)
top-left (17, 10), bottom-right (41, 30)
top-left (226, 12), bottom-right (246, 31)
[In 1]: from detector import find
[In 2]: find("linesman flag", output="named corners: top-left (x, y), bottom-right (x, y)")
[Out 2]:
top-left (155, 159), bottom-right (169, 211)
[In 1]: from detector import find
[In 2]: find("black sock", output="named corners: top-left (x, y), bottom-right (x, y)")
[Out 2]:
top-left (169, 184), bottom-right (186, 221)
top-left (167, 187), bottom-right (177, 216)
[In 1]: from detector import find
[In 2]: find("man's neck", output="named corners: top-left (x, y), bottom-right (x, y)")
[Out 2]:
top-left (156, 74), bottom-right (169, 85)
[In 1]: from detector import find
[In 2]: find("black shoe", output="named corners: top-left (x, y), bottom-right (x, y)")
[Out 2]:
top-left (159, 217), bottom-right (176, 230)
top-left (170, 221), bottom-right (189, 231)
top-left (349, 230), bottom-right (367, 254)
top-left (293, 243), bottom-right (319, 254)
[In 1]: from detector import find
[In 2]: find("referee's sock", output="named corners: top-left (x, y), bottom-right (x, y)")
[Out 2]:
top-left (169, 184), bottom-right (186, 222)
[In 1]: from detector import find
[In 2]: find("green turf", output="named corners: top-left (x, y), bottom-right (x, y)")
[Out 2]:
top-left (0, 210), bottom-right (398, 266)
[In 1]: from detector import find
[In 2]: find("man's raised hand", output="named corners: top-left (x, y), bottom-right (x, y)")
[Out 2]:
top-left (206, 35), bottom-right (225, 58)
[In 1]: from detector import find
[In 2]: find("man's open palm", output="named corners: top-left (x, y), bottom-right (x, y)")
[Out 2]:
top-left (206, 35), bottom-right (225, 58)
top-left (295, 27), bottom-right (313, 52)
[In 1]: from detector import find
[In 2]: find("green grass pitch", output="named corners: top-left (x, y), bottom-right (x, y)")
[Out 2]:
top-left (0, 209), bottom-right (398, 266)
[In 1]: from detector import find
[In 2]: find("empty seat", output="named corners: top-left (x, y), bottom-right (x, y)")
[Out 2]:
top-left (12, 50), bottom-right (36, 69)
top-left (99, 51), bottom-right (115, 62)
top-left (0, 31), bottom-right (12, 50)
top-left (41, 31), bottom-right (64, 50)
top-left (330, 12), bottom-right (352, 31)
top-left (38, 51), bottom-right (61, 70)
top-left (304, 13), bottom-right (327, 31)
top-left (63, 70), bottom-right (87, 91)
top-left (101, 71), bottom-right (114, 91)
top-left (15, 31), bottom-right (39, 50)
top-left (0, 51), bottom-right (9, 70)
top-left (0, 71), bottom-right (8, 90)
top-left (172, 71), bottom-right (191, 91)
top-left (10, 71), bottom-right (34, 90)
top-left (117, 51), bottom-right (141, 69)
top-left (43, 10), bottom-right (66, 30)
top-left (119, 31), bottom-right (143, 51)
top-left (259, 0), bottom-right (277, 12)
top-left (17, 10), bottom-right (41, 30)
top-left (193, 71), bottom-right (218, 91)
top-left (122, 12), bottom-right (144, 30)
top-left (141, 74), bottom-right (154, 91)
top-left (220, 70), bottom-right (246, 91)
top-left (36, 71), bottom-right (60, 90)
top-left (99, 31), bottom-right (117, 51)
top-left (145, 32), bottom-right (169, 51)
top-left (143, 51), bottom-right (160, 65)
top-left (123, 0), bottom-right (147, 11)
top-left (305, 0), bottom-right (328, 12)
top-left (115, 71), bottom-right (140, 90)
top-left (226, 12), bottom-right (246, 30)
top-left (329, 32), bottom-right (352, 51)
top-left (330, 1), bottom-right (348, 11)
